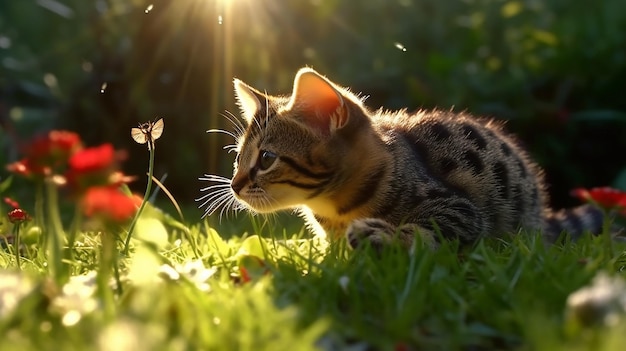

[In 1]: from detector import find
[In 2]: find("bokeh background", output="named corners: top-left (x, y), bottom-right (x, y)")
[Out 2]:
top-left (1, 0), bottom-right (625, 220)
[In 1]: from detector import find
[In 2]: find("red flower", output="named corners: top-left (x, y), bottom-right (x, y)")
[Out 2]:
top-left (6, 130), bottom-right (82, 178)
top-left (82, 186), bottom-right (142, 223)
top-left (8, 208), bottom-right (30, 223)
top-left (238, 255), bottom-right (269, 283)
top-left (68, 143), bottom-right (115, 174)
top-left (239, 266), bottom-right (251, 283)
top-left (65, 144), bottom-right (130, 192)
top-left (28, 131), bottom-right (82, 163)
top-left (4, 197), bottom-right (20, 209)
top-left (6, 158), bottom-right (48, 177)
top-left (571, 187), bottom-right (626, 215)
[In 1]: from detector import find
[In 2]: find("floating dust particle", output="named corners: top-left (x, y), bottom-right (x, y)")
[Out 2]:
top-left (394, 42), bottom-right (407, 52)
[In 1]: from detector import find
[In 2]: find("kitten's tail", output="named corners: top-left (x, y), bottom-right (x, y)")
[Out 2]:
top-left (543, 204), bottom-right (606, 242)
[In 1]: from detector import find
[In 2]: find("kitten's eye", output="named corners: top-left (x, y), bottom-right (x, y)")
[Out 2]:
top-left (258, 150), bottom-right (277, 170)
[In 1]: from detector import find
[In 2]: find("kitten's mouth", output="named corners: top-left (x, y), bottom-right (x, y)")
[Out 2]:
top-left (232, 193), bottom-right (277, 214)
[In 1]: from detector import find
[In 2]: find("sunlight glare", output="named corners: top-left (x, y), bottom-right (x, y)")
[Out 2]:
top-left (145, 4), bottom-right (153, 14)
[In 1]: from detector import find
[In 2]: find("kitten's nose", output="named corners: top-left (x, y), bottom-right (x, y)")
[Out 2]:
top-left (231, 175), bottom-right (247, 195)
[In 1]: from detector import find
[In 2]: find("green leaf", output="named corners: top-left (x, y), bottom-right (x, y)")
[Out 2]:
top-left (134, 217), bottom-right (169, 248)
top-left (0, 176), bottom-right (12, 194)
top-left (238, 235), bottom-right (268, 258)
top-left (127, 246), bottom-right (163, 285)
top-left (205, 223), bottom-right (231, 257)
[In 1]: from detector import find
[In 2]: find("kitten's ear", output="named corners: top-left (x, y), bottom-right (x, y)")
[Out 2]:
top-left (288, 68), bottom-right (348, 135)
top-left (234, 79), bottom-right (264, 124)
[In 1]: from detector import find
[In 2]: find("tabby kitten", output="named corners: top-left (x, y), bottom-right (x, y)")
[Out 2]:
top-left (199, 68), bottom-right (603, 249)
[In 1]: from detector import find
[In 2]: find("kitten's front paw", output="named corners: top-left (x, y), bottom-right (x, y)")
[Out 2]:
top-left (346, 218), bottom-right (397, 251)
top-left (346, 218), bottom-right (437, 252)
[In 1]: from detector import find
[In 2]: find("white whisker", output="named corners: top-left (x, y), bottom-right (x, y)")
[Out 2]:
top-left (219, 196), bottom-right (242, 220)
top-left (222, 110), bottom-right (245, 137)
top-left (197, 174), bottom-right (240, 218)
top-left (199, 174), bottom-right (231, 183)
top-left (200, 100), bottom-right (278, 220)
top-left (198, 183), bottom-right (230, 193)
top-left (196, 187), bottom-right (230, 206)
top-left (264, 90), bottom-right (270, 129)
top-left (251, 104), bottom-right (263, 134)
top-left (200, 191), bottom-right (233, 217)
top-left (224, 144), bottom-right (238, 152)
top-left (206, 129), bottom-right (238, 140)
top-left (204, 193), bottom-right (231, 214)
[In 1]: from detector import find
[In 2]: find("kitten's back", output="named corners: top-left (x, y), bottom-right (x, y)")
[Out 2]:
top-left (216, 68), bottom-right (605, 248)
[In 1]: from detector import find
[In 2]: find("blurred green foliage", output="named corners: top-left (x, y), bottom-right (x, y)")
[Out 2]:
top-left (1, 0), bottom-right (625, 212)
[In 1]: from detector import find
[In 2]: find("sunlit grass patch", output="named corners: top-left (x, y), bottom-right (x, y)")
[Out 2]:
top-left (1, 125), bottom-right (626, 350)
top-left (1, 217), bottom-right (626, 350)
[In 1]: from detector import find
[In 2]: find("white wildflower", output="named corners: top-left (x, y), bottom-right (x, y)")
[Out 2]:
top-left (158, 264), bottom-right (180, 281)
top-left (159, 260), bottom-right (217, 292)
top-left (566, 272), bottom-right (626, 327)
top-left (50, 271), bottom-right (98, 326)
top-left (178, 260), bottom-right (217, 292)
top-left (0, 270), bottom-right (34, 318)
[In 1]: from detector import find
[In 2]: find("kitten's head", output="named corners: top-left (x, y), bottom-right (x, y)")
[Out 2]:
top-left (228, 68), bottom-right (367, 214)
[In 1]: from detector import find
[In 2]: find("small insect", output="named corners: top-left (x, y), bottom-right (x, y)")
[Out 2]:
top-left (131, 117), bottom-right (164, 150)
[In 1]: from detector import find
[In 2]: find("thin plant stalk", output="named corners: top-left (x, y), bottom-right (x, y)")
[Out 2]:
top-left (35, 182), bottom-right (45, 248)
top-left (45, 178), bottom-right (65, 283)
top-left (601, 209), bottom-right (614, 253)
top-left (98, 232), bottom-right (116, 321)
top-left (113, 250), bottom-right (123, 297)
top-left (123, 140), bottom-right (155, 255)
top-left (64, 205), bottom-right (83, 275)
top-left (13, 224), bottom-right (21, 269)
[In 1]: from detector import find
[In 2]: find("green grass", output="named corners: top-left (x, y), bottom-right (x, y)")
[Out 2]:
top-left (1, 211), bottom-right (626, 351)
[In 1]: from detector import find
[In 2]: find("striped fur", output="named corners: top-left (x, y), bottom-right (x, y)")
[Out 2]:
top-left (213, 68), bottom-right (605, 250)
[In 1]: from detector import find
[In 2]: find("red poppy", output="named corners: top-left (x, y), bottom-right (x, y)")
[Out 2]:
top-left (6, 130), bottom-right (82, 178)
top-left (571, 187), bottom-right (626, 215)
top-left (6, 158), bottom-right (49, 177)
top-left (28, 131), bottom-right (82, 163)
top-left (8, 208), bottom-right (30, 223)
top-left (68, 143), bottom-right (115, 174)
top-left (65, 144), bottom-right (130, 192)
top-left (82, 186), bottom-right (142, 223)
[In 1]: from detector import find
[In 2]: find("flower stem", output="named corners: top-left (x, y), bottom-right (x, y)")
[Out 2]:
top-left (45, 178), bottom-right (66, 283)
top-left (13, 224), bottom-right (21, 269)
top-left (35, 182), bottom-right (45, 248)
top-left (64, 205), bottom-right (82, 274)
top-left (602, 209), bottom-right (614, 253)
top-left (98, 232), bottom-right (116, 320)
top-left (113, 249), bottom-right (123, 296)
top-left (123, 142), bottom-right (155, 255)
